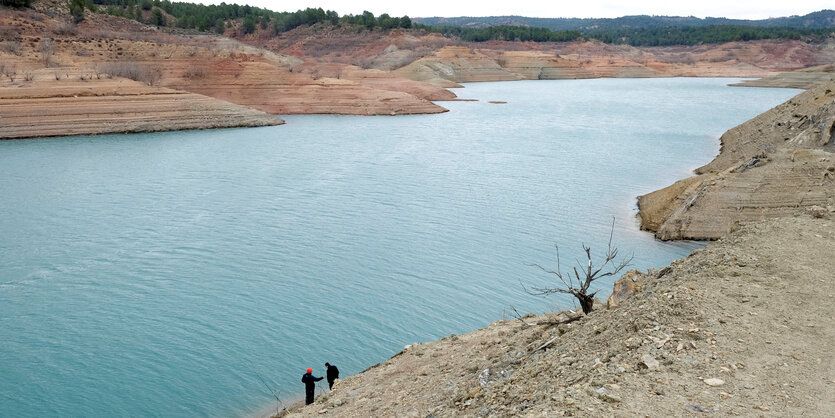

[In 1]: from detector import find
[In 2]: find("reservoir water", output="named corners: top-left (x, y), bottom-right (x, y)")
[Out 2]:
top-left (0, 78), bottom-right (800, 416)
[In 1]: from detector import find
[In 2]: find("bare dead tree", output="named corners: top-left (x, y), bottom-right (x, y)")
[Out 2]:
top-left (40, 37), bottom-right (54, 67)
top-left (145, 66), bottom-right (162, 86)
top-left (182, 64), bottom-right (208, 80)
top-left (2, 40), bottom-right (23, 56)
top-left (524, 218), bottom-right (633, 314)
top-left (98, 62), bottom-right (161, 85)
top-left (4, 64), bottom-right (17, 82)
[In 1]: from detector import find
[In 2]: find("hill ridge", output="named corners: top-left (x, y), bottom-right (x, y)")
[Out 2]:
top-left (414, 10), bottom-right (835, 31)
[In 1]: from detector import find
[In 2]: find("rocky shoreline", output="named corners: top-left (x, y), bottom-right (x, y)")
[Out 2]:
top-left (637, 80), bottom-right (835, 240)
top-left (281, 215), bottom-right (834, 417)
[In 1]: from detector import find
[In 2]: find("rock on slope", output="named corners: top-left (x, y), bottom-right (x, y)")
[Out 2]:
top-left (284, 216), bottom-right (834, 417)
top-left (638, 81), bottom-right (835, 240)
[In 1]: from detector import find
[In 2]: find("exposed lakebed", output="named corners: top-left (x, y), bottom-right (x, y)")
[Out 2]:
top-left (0, 79), bottom-right (800, 416)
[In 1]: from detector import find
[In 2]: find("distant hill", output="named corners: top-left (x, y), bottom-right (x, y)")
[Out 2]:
top-left (414, 10), bottom-right (835, 32)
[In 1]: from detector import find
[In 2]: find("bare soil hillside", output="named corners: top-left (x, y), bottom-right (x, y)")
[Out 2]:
top-left (0, 1), bottom-right (453, 139)
top-left (283, 215), bottom-right (834, 417)
top-left (0, 70), bottom-right (281, 139)
top-left (253, 25), bottom-right (835, 86)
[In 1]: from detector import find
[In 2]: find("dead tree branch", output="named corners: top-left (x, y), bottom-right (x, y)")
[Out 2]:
top-left (524, 218), bottom-right (633, 314)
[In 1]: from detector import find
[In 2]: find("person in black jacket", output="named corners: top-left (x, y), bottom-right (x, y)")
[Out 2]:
top-left (325, 362), bottom-right (339, 389)
top-left (301, 368), bottom-right (323, 405)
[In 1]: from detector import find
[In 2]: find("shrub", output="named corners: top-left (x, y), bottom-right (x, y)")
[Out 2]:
top-left (52, 22), bottom-right (78, 36)
top-left (40, 37), bottom-right (54, 67)
top-left (1, 40), bottom-right (23, 56)
top-left (98, 61), bottom-right (162, 85)
top-left (4, 65), bottom-right (17, 82)
top-left (182, 65), bottom-right (208, 79)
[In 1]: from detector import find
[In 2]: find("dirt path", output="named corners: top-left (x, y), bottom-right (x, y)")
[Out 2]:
top-left (283, 215), bottom-right (834, 417)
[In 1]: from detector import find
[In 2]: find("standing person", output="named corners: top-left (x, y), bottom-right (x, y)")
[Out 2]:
top-left (325, 362), bottom-right (339, 389)
top-left (301, 367), bottom-right (323, 405)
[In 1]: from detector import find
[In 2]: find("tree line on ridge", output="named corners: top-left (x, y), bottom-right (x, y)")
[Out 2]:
top-left (2, 0), bottom-right (831, 46)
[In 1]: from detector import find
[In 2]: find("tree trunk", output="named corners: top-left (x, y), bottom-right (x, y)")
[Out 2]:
top-left (578, 294), bottom-right (594, 314)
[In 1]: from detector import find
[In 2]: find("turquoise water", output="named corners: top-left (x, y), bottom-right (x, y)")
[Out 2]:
top-left (0, 79), bottom-right (799, 417)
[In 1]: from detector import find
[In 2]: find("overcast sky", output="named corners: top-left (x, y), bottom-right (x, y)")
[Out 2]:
top-left (198, 1), bottom-right (832, 20)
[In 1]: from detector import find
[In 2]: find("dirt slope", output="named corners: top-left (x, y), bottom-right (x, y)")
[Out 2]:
top-left (257, 25), bottom-right (835, 86)
top-left (165, 58), bottom-right (449, 116)
top-left (393, 46), bottom-right (524, 83)
top-left (0, 70), bottom-right (281, 139)
top-left (283, 215), bottom-right (834, 417)
top-left (637, 81), bottom-right (835, 240)
top-left (0, 2), bottom-right (452, 140)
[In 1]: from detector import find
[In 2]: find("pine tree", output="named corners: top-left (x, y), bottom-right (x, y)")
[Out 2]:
top-left (1, 0), bottom-right (33, 8)
top-left (68, 0), bottom-right (85, 23)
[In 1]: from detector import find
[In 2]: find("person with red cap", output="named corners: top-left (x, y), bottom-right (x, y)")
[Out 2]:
top-left (301, 367), bottom-right (324, 405)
